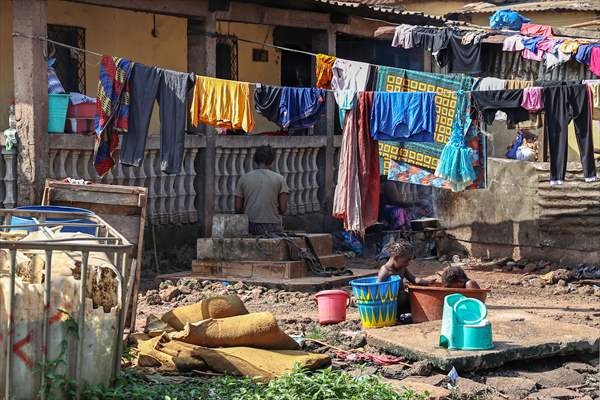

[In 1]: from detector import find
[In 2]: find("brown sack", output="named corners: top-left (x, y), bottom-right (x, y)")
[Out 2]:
top-left (133, 333), bottom-right (206, 372)
top-left (160, 295), bottom-right (249, 331)
top-left (169, 312), bottom-right (299, 350)
top-left (192, 346), bottom-right (331, 381)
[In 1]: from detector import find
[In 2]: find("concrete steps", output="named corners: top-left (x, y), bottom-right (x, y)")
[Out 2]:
top-left (196, 234), bottom-right (333, 261)
top-left (191, 254), bottom-right (346, 280)
top-left (193, 233), bottom-right (346, 280)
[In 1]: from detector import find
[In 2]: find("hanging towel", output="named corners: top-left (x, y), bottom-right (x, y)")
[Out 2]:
top-left (476, 77), bottom-right (506, 91)
top-left (331, 58), bottom-right (370, 124)
top-left (279, 87), bottom-right (327, 131)
top-left (190, 76), bottom-right (254, 132)
top-left (503, 35), bottom-right (525, 52)
top-left (254, 84), bottom-right (283, 123)
top-left (590, 47), bottom-right (600, 77)
top-left (370, 92), bottom-right (436, 142)
top-left (333, 95), bottom-right (362, 234)
top-left (94, 55), bottom-right (134, 177)
top-left (521, 87), bottom-right (544, 112)
top-left (392, 24), bottom-right (418, 49)
top-left (357, 91), bottom-right (380, 231)
top-left (315, 54), bottom-right (336, 89)
top-left (435, 91), bottom-right (476, 192)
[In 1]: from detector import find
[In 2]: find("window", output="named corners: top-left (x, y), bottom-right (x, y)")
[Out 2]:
top-left (216, 35), bottom-right (238, 81)
top-left (47, 24), bottom-right (86, 93)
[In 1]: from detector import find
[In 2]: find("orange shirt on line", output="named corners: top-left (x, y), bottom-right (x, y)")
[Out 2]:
top-left (190, 76), bottom-right (254, 133)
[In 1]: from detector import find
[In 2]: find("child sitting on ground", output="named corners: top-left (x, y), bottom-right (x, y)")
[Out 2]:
top-left (439, 265), bottom-right (480, 289)
top-left (377, 240), bottom-right (433, 314)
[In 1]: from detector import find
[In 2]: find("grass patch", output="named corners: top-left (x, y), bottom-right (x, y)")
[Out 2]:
top-left (79, 366), bottom-right (429, 400)
top-left (305, 326), bottom-right (328, 340)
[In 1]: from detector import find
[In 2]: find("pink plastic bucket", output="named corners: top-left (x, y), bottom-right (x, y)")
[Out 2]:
top-left (315, 290), bottom-right (350, 325)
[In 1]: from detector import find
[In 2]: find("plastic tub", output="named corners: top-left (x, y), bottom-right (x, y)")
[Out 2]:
top-left (407, 284), bottom-right (490, 323)
top-left (315, 290), bottom-right (349, 325)
top-left (350, 276), bottom-right (401, 328)
top-left (48, 93), bottom-right (70, 133)
top-left (10, 205), bottom-right (96, 235)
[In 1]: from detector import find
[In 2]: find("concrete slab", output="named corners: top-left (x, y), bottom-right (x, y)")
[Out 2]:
top-left (156, 269), bottom-right (378, 292)
top-left (367, 309), bottom-right (600, 372)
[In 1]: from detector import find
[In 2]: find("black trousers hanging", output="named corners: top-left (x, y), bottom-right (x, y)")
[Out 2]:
top-left (543, 84), bottom-right (597, 184)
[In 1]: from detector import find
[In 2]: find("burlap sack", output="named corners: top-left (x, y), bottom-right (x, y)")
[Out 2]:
top-left (133, 333), bottom-right (206, 372)
top-left (169, 312), bottom-right (299, 350)
top-left (192, 346), bottom-right (331, 380)
top-left (160, 295), bottom-right (248, 331)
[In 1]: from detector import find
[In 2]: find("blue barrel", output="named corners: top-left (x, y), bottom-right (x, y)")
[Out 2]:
top-left (11, 206), bottom-right (96, 235)
top-left (350, 276), bottom-right (401, 328)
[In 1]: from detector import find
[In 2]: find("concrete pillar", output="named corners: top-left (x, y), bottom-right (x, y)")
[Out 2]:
top-left (323, 28), bottom-right (337, 230)
top-left (190, 14), bottom-right (217, 237)
top-left (12, 0), bottom-right (48, 205)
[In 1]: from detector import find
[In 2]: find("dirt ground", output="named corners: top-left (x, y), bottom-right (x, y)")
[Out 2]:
top-left (135, 256), bottom-right (600, 399)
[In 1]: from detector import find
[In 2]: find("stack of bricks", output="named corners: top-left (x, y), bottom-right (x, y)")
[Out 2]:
top-left (192, 214), bottom-right (346, 280)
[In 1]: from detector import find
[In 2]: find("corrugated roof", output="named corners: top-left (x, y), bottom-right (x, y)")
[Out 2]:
top-left (453, 0), bottom-right (600, 14)
top-left (312, 0), bottom-right (447, 20)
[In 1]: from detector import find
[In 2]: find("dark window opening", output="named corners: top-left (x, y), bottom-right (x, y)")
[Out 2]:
top-left (47, 24), bottom-right (86, 93)
top-left (216, 36), bottom-right (238, 81)
top-left (274, 27), bottom-right (312, 88)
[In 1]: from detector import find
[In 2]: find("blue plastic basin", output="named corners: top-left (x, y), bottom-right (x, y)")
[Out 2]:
top-left (350, 276), bottom-right (401, 328)
top-left (10, 205), bottom-right (96, 235)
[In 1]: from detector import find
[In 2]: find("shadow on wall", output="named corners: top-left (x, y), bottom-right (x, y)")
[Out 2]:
top-left (434, 158), bottom-right (600, 266)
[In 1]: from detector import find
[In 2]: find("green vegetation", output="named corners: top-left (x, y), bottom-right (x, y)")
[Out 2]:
top-left (79, 367), bottom-right (429, 400)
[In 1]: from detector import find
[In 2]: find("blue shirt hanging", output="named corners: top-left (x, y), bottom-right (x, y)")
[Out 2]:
top-left (370, 92), bottom-right (437, 142)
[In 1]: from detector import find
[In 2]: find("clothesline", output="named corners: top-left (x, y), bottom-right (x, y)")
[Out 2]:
top-left (12, 30), bottom-right (589, 96)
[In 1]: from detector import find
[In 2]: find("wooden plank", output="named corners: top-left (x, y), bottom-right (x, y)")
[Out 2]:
top-left (49, 190), bottom-right (141, 207)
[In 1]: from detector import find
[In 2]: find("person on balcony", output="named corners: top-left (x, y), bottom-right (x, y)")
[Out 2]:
top-left (235, 145), bottom-right (289, 235)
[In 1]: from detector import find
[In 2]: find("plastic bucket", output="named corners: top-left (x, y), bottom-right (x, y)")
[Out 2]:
top-left (315, 290), bottom-right (349, 325)
top-left (350, 276), bottom-right (400, 328)
top-left (48, 93), bottom-right (70, 133)
top-left (11, 205), bottom-right (96, 235)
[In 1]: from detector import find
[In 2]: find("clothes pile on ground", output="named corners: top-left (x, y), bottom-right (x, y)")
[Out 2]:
top-left (134, 294), bottom-right (330, 380)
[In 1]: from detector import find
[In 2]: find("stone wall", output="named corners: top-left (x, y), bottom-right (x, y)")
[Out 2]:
top-left (434, 158), bottom-right (600, 265)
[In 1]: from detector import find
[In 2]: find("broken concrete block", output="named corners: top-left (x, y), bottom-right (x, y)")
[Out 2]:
top-left (527, 387), bottom-right (583, 399)
top-left (454, 378), bottom-right (489, 397)
top-left (563, 362), bottom-right (597, 373)
top-left (520, 367), bottom-right (586, 388)
top-left (486, 376), bottom-right (537, 398)
top-left (212, 214), bottom-right (249, 238)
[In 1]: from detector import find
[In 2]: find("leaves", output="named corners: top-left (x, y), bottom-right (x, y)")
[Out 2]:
top-left (78, 366), bottom-right (428, 400)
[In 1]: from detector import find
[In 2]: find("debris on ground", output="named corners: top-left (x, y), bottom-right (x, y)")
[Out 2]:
top-left (132, 294), bottom-right (330, 380)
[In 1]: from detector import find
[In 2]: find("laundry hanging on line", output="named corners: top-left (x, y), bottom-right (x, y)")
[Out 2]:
top-left (121, 63), bottom-right (195, 174)
top-left (94, 55), bottom-right (134, 177)
top-left (254, 85), bottom-right (327, 131)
